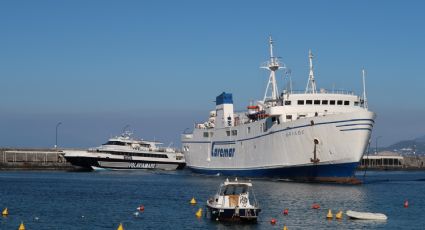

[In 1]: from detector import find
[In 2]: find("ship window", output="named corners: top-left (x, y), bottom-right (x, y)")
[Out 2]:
top-left (337, 100), bottom-right (343, 105)
top-left (314, 100), bottom-right (320, 105)
top-left (247, 127), bottom-right (251, 134)
top-left (306, 100), bottom-right (313, 105)
top-left (354, 101), bottom-right (359, 106)
top-left (297, 100), bottom-right (304, 105)
top-left (209, 132), bottom-right (214, 137)
top-left (286, 115), bottom-right (292, 120)
top-left (285, 100), bottom-right (291, 105)
top-left (231, 130), bottom-right (238, 136)
top-left (344, 101), bottom-right (350, 105)
top-left (203, 132), bottom-right (209, 138)
top-left (330, 100), bottom-right (335, 105)
top-left (226, 131), bottom-right (230, 136)
top-left (322, 100), bottom-right (328, 105)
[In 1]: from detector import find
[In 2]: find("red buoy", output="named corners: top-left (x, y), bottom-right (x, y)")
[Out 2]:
top-left (270, 218), bottom-right (277, 225)
top-left (312, 204), bottom-right (320, 209)
top-left (137, 205), bottom-right (145, 212)
top-left (283, 209), bottom-right (289, 215)
top-left (404, 200), bottom-right (409, 208)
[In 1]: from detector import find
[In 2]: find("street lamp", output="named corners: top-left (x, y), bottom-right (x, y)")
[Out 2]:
top-left (55, 122), bottom-right (62, 149)
top-left (375, 136), bottom-right (382, 154)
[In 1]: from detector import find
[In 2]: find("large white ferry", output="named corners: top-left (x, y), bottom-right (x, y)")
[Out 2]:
top-left (64, 131), bottom-right (185, 170)
top-left (181, 37), bottom-right (375, 183)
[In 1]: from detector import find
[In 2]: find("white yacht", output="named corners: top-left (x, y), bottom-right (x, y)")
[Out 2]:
top-left (181, 37), bottom-right (375, 183)
top-left (64, 131), bottom-right (185, 170)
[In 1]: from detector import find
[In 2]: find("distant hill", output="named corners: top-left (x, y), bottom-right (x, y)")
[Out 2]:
top-left (383, 135), bottom-right (425, 155)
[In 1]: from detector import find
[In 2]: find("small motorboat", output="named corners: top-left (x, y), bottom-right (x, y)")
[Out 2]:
top-left (346, 210), bottom-right (387, 220)
top-left (206, 178), bottom-right (261, 222)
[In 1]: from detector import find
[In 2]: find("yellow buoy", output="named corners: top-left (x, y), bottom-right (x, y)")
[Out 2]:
top-left (326, 209), bottom-right (333, 219)
top-left (195, 208), bottom-right (203, 218)
top-left (190, 197), bottom-right (197, 205)
top-left (2, 208), bottom-right (8, 216)
top-left (283, 225), bottom-right (288, 230)
top-left (18, 222), bottom-right (25, 230)
top-left (117, 223), bottom-right (124, 230)
top-left (335, 211), bottom-right (343, 219)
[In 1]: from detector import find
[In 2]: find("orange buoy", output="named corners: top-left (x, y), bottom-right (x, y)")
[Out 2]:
top-left (335, 211), bottom-right (343, 219)
top-left (270, 218), bottom-right (277, 225)
top-left (137, 205), bottom-right (145, 212)
top-left (283, 225), bottom-right (288, 230)
top-left (18, 222), bottom-right (25, 230)
top-left (283, 209), bottom-right (289, 215)
top-left (117, 223), bottom-right (124, 230)
top-left (404, 200), bottom-right (409, 208)
top-left (312, 204), bottom-right (320, 209)
top-left (190, 197), bottom-right (197, 205)
top-left (326, 209), bottom-right (333, 219)
top-left (2, 208), bottom-right (8, 216)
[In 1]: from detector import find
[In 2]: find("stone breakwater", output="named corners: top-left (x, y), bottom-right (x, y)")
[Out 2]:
top-left (0, 148), bottom-right (74, 170)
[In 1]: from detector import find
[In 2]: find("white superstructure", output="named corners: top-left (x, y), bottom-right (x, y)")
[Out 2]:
top-left (181, 37), bottom-right (375, 182)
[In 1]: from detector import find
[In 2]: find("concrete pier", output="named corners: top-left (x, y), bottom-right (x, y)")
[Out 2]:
top-left (0, 148), bottom-right (75, 170)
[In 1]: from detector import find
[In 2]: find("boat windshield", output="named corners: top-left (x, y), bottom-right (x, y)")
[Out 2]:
top-left (221, 185), bottom-right (248, 195)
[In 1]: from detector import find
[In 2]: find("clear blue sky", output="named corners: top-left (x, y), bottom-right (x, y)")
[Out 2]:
top-left (1, 0), bottom-right (424, 148)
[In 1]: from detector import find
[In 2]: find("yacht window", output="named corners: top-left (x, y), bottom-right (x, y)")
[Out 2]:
top-left (231, 130), bottom-right (238, 136)
top-left (314, 100), bottom-right (320, 105)
top-left (322, 100), bottom-right (328, 105)
top-left (330, 100), bottom-right (336, 105)
top-left (203, 132), bottom-right (209, 138)
top-left (354, 101), bottom-right (359, 106)
top-left (297, 100), bottom-right (304, 105)
top-left (306, 100), bottom-right (313, 105)
top-left (209, 132), bottom-right (214, 137)
top-left (286, 115), bottom-right (292, 120)
top-left (337, 100), bottom-right (343, 105)
top-left (226, 131), bottom-right (230, 136)
top-left (104, 141), bottom-right (125, 146)
top-left (344, 101), bottom-right (350, 105)
top-left (285, 100), bottom-right (291, 105)
top-left (247, 127), bottom-right (251, 134)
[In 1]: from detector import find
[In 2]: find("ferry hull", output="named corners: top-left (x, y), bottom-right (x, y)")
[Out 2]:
top-left (182, 111), bottom-right (374, 184)
top-left (189, 162), bottom-right (360, 183)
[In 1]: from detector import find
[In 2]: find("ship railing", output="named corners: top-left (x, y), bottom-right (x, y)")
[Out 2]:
top-left (283, 89), bottom-right (355, 95)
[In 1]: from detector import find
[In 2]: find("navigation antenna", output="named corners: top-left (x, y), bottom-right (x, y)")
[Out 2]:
top-left (305, 49), bottom-right (317, 94)
top-left (261, 36), bottom-right (283, 103)
top-left (362, 68), bottom-right (368, 109)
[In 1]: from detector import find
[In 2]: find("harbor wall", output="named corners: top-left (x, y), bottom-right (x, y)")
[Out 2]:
top-left (0, 148), bottom-right (74, 170)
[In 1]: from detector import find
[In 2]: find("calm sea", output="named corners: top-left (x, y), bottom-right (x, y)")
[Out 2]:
top-left (1, 170), bottom-right (424, 229)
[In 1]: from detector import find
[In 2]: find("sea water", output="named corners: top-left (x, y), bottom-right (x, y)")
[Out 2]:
top-left (0, 170), bottom-right (424, 229)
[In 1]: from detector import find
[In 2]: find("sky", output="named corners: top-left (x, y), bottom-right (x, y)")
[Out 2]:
top-left (0, 0), bottom-right (424, 148)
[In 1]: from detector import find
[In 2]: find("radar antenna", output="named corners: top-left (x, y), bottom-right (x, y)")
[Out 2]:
top-left (261, 36), bottom-right (283, 103)
top-left (305, 49), bottom-right (317, 94)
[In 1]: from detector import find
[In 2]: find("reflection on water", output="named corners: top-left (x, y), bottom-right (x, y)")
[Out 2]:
top-left (0, 170), bottom-right (424, 229)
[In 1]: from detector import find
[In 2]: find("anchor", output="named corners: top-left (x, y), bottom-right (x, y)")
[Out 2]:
top-left (310, 139), bottom-right (320, 163)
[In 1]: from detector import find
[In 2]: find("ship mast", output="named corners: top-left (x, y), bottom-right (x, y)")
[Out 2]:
top-left (262, 36), bottom-right (282, 103)
top-left (305, 49), bottom-right (317, 94)
top-left (362, 68), bottom-right (368, 109)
